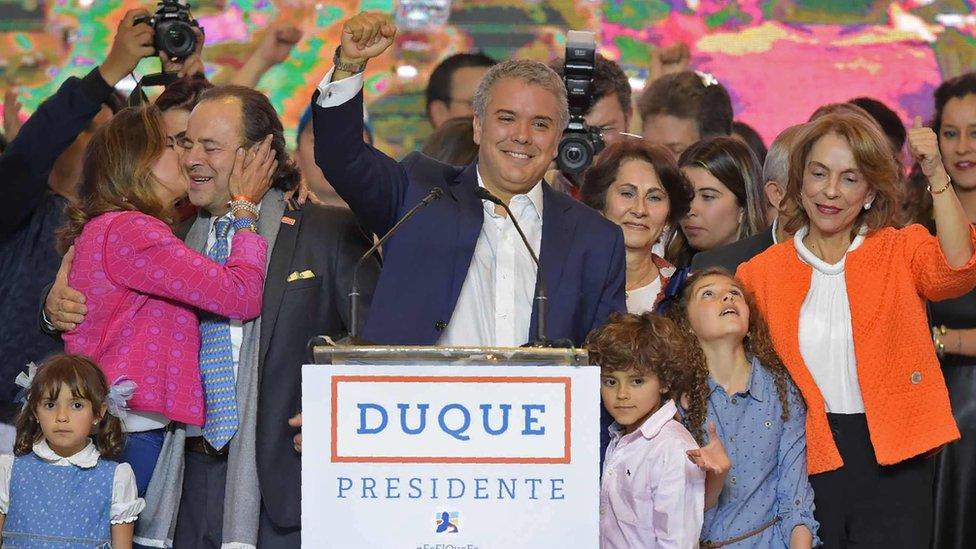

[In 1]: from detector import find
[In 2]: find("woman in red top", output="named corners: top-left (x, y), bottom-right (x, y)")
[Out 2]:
top-left (580, 139), bottom-right (692, 313)
top-left (737, 111), bottom-right (976, 547)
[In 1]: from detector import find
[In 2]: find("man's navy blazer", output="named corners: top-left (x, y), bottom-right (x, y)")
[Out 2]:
top-left (312, 90), bottom-right (626, 345)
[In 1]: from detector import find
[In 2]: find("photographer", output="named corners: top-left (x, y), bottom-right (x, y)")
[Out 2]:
top-left (0, 9), bottom-right (153, 424)
top-left (548, 52), bottom-right (632, 197)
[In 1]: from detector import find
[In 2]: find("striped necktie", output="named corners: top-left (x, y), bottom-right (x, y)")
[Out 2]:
top-left (199, 217), bottom-right (239, 449)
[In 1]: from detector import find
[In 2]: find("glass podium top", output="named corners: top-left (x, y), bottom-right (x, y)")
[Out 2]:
top-left (310, 341), bottom-right (589, 367)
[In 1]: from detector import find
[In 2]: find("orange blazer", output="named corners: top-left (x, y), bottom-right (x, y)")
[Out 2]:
top-left (738, 224), bottom-right (976, 475)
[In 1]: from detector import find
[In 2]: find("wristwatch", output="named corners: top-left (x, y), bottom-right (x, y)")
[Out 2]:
top-left (333, 46), bottom-right (367, 74)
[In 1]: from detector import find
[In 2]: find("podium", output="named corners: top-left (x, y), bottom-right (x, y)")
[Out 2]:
top-left (301, 343), bottom-right (600, 548)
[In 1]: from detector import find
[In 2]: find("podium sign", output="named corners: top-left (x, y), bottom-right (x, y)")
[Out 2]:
top-left (302, 363), bottom-right (600, 548)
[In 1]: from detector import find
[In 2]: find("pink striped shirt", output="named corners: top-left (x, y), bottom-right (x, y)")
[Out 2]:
top-left (64, 211), bottom-right (267, 426)
top-left (600, 399), bottom-right (705, 549)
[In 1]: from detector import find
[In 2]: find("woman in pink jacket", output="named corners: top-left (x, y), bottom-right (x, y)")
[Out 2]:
top-left (56, 106), bottom-right (277, 494)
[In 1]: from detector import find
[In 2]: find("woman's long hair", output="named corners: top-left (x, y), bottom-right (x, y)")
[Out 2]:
top-left (14, 354), bottom-right (125, 459)
top-left (57, 106), bottom-right (173, 254)
top-left (665, 268), bottom-right (801, 444)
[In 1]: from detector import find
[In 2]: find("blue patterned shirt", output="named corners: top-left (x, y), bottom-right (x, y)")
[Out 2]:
top-left (698, 356), bottom-right (820, 547)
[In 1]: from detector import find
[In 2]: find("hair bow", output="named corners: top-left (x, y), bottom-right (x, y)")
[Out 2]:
top-left (106, 377), bottom-right (137, 421)
top-left (695, 70), bottom-right (719, 88)
top-left (13, 362), bottom-right (38, 407)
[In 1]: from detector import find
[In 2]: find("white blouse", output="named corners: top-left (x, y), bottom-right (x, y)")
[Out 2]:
top-left (0, 441), bottom-right (145, 524)
top-left (795, 225), bottom-right (867, 414)
top-left (626, 277), bottom-right (663, 315)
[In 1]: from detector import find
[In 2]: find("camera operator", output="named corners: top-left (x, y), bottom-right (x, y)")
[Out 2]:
top-left (548, 52), bottom-right (633, 197)
top-left (0, 9), bottom-right (156, 440)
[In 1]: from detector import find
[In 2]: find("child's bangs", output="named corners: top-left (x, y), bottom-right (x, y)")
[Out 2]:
top-left (35, 361), bottom-right (93, 403)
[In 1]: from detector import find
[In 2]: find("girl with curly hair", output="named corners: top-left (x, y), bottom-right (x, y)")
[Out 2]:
top-left (0, 354), bottom-right (144, 548)
top-left (667, 268), bottom-right (818, 548)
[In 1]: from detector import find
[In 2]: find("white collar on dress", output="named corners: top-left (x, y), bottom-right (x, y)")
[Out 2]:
top-left (794, 224), bottom-right (867, 275)
top-left (32, 439), bottom-right (100, 468)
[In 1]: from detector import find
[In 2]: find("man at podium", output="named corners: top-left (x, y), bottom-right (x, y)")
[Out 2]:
top-left (312, 12), bottom-right (626, 347)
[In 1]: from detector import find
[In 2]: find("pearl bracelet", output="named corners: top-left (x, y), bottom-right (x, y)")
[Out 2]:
top-left (229, 199), bottom-right (259, 217)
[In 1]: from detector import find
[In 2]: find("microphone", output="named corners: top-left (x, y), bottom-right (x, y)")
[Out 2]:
top-left (348, 187), bottom-right (444, 341)
top-left (474, 187), bottom-right (548, 346)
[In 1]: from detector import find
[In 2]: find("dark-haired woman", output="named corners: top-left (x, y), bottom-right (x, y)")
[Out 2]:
top-left (581, 139), bottom-right (692, 313)
top-left (927, 72), bottom-right (976, 549)
top-left (669, 136), bottom-right (765, 266)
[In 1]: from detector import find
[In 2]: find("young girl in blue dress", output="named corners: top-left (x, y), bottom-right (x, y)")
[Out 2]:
top-left (0, 354), bottom-right (144, 548)
top-left (668, 268), bottom-right (818, 548)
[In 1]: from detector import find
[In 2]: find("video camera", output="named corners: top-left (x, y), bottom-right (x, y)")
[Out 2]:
top-left (134, 0), bottom-right (201, 61)
top-left (557, 30), bottom-right (604, 175)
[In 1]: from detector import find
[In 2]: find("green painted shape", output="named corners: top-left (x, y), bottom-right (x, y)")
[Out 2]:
top-left (317, 5), bottom-right (345, 27)
top-left (614, 36), bottom-right (654, 67)
top-left (360, 0), bottom-right (394, 11)
top-left (603, 0), bottom-right (670, 28)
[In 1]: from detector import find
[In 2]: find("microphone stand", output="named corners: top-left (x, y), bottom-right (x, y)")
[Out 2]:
top-left (474, 187), bottom-right (549, 347)
top-left (348, 187), bottom-right (445, 341)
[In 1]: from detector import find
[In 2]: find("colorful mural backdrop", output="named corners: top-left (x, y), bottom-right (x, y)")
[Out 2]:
top-left (1, 0), bottom-right (975, 157)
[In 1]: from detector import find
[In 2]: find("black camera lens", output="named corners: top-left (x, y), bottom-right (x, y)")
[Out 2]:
top-left (557, 135), bottom-right (593, 174)
top-left (156, 20), bottom-right (196, 59)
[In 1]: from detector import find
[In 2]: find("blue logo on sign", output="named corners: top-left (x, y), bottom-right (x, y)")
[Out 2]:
top-left (435, 511), bottom-right (459, 533)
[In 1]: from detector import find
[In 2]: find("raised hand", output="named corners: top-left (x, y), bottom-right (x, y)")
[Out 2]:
top-left (908, 115), bottom-right (948, 181)
top-left (3, 89), bottom-right (23, 142)
top-left (650, 43), bottom-right (690, 83)
top-left (339, 12), bottom-right (397, 63)
top-left (228, 135), bottom-right (278, 207)
top-left (100, 9), bottom-right (156, 86)
top-left (256, 25), bottom-right (303, 68)
top-left (686, 422), bottom-right (731, 474)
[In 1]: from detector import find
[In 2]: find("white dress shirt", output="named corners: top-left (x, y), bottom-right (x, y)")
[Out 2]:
top-left (438, 172), bottom-right (543, 347)
top-left (795, 225), bottom-right (866, 414)
top-left (316, 69), bottom-right (544, 347)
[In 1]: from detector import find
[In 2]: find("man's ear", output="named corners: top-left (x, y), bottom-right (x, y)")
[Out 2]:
top-left (472, 115), bottom-right (483, 147)
top-left (764, 180), bottom-right (785, 210)
top-left (428, 100), bottom-right (450, 129)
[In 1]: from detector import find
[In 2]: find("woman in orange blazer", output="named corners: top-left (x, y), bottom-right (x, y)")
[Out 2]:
top-left (737, 111), bottom-right (976, 548)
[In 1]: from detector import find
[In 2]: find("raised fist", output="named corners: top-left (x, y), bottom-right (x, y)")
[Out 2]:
top-left (339, 12), bottom-right (397, 63)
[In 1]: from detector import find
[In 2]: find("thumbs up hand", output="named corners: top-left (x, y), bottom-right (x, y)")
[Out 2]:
top-left (908, 115), bottom-right (947, 180)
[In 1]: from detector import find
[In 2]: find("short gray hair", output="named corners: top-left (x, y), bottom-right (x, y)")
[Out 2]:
top-left (762, 124), bottom-right (805, 189)
top-left (472, 59), bottom-right (569, 130)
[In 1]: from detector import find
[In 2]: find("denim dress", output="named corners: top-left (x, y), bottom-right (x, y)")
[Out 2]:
top-left (3, 452), bottom-right (115, 548)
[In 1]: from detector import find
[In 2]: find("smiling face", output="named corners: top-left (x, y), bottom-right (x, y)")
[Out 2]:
top-left (938, 94), bottom-right (976, 192)
top-left (601, 367), bottom-right (667, 434)
top-left (181, 98), bottom-right (245, 216)
top-left (679, 166), bottom-right (743, 251)
top-left (603, 158), bottom-right (671, 251)
top-left (473, 77), bottom-right (561, 202)
top-left (685, 274), bottom-right (750, 343)
top-left (800, 132), bottom-right (875, 239)
top-left (35, 383), bottom-right (103, 458)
